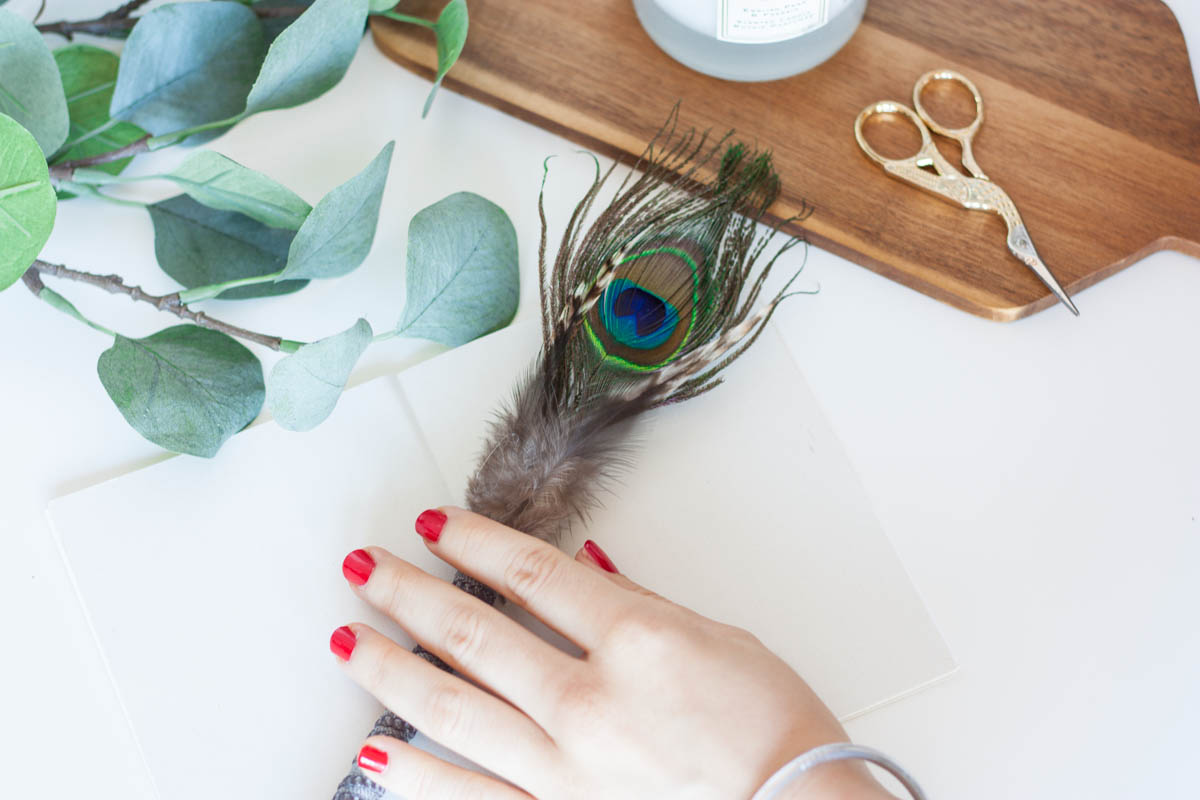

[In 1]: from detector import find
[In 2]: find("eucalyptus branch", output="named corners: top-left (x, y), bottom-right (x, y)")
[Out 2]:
top-left (21, 267), bottom-right (46, 295)
top-left (49, 134), bottom-right (152, 180)
top-left (177, 270), bottom-right (286, 304)
top-left (27, 260), bottom-right (288, 350)
top-left (146, 115), bottom-right (244, 149)
top-left (35, 0), bottom-right (151, 38)
top-left (36, 2), bottom-right (305, 39)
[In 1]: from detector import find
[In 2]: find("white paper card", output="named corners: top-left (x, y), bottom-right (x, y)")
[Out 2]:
top-left (48, 323), bottom-right (954, 799)
top-left (48, 379), bottom-right (454, 799)
top-left (401, 322), bottom-right (955, 720)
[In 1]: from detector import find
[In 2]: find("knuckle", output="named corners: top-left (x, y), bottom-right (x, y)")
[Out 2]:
top-left (550, 674), bottom-right (607, 729)
top-left (452, 515), bottom-right (491, 554)
top-left (365, 641), bottom-right (407, 693)
top-left (604, 611), bottom-right (683, 661)
top-left (425, 683), bottom-right (473, 743)
top-left (438, 603), bottom-right (489, 668)
top-left (377, 563), bottom-right (410, 619)
top-left (723, 623), bottom-right (763, 648)
top-left (502, 543), bottom-right (562, 606)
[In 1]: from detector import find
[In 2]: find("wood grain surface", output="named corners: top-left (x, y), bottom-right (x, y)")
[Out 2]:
top-left (372, 0), bottom-right (1200, 321)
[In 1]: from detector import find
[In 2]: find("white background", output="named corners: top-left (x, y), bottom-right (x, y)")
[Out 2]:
top-left (1, 1), bottom-right (1198, 797)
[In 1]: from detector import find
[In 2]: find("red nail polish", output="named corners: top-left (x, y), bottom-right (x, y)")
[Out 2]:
top-left (584, 540), bottom-right (618, 573)
top-left (342, 549), bottom-right (376, 586)
top-left (330, 626), bottom-right (357, 661)
top-left (358, 744), bottom-right (388, 774)
top-left (415, 509), bottom-right (447, 542)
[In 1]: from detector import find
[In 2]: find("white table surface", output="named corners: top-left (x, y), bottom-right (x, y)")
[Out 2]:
top-left (1, 2), bottom-right (1197, 798)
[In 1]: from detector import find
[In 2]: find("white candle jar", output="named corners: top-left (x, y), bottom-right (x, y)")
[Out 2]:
top-left (633, 0), bottom-right (868, 82)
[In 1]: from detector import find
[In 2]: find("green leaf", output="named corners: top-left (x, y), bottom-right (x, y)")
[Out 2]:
top-left (279, 140), bottom-right (392, 280)
top-left (243, 0), bottom-right (368, 116)
top-left (0, 113), bottom-right (57, 292)
top-left (51, 45), bottom-right (147, 177)
top-left (38, 285), bottom-right (116, 336)
top-left (397, 191), bottom-right (518, 346)
top-left (148, 195), bottom-right (308, 300)
top-left (0, 9), bottom-right (70, 155)
top-left (267, 318), bottom-right (371, 431)
top-left (109, 2), bottom-right (265, 138)
top-left (163, 151), bottom-right (311, 230)
top-left (422, 0), bottom-right (468, 118)
top-left (97, 325), bottom-right (265, 457)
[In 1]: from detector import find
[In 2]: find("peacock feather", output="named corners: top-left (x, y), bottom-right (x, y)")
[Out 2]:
top-left (466, 110), bottom-right (808, 542)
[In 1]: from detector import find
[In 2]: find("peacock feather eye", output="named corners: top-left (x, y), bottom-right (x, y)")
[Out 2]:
top-left (601, 279), bottom-right (679, 350)
top-left (584, 241), bottom-right (703, 370)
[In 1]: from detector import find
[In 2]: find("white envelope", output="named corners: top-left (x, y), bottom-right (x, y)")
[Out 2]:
top-left (47, 322), bottom-right (954, 799)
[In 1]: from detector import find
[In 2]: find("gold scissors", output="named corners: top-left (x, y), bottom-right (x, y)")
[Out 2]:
top-left (854, 70), bottom-right (1079, 316)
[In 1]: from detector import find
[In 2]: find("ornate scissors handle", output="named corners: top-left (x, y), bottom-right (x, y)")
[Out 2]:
top-left (853, 75), bottom-right (1080, 316)
top-left (854, 69), bottom-right (990, 204)
top-left (911, 70), bottom-right (987, 179)
top-left (853, 100), bottom-right (997, 210)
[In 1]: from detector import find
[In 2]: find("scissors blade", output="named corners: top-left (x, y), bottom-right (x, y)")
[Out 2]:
top-left (1005, 221), bottom-right (1079, 316)
top-left (975, 181), bottom-right (1079, 316)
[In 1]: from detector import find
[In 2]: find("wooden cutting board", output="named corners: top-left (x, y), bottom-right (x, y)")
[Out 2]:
top-left (372, 1), bottom-right (1200, 321)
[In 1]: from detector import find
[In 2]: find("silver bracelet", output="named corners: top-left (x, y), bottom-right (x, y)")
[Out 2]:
top-left (751, 742), bottom-right (927, 800)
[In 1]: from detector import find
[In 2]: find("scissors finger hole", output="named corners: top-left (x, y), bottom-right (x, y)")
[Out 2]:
top-left (858, 109), bottom-right (925, 161)
top-left (915, 75), bottom-right (981, 132)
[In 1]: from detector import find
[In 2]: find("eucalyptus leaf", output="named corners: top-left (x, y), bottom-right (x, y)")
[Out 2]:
top-left (243, 0), bottom-right (367, 116)
top-left (109, 2), bottom-right (266, 138)
top-left (279, 141), bottom-right (393, 280)
top-left (148, 195), bottom-right (308, 300)
top-left (164, 151), bottom-right (311, 230)
top-left (0, 9), bottom-right (70, 155)
top-left (97, 325), bottom-right (265, 457)
top-left (267, 318), bottom-right (371, 431)
top-left (422, 0), bottom-right (468, 118)
top-left (397, 191), bottom-right (518, 346)
top-left (0, 113), bottom-right (57, 292)
top-left (38, 285), bottom-right (114, 335)
top-left (52, 45), bottom-right (147, 177)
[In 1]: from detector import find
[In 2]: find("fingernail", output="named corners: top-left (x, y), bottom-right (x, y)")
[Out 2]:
top-left (357, 744), bottom-right (388, 774)
top-left (415, 509), bottom-right (447, 543)
top-left (342, 549), bottom-right (376, 586)
top-left (584, 540), bottom-right (618, 573)
top-left (330, 626), bottom-right (357, 661)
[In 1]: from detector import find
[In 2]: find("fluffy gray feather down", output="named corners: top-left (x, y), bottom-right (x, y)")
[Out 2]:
top-left (465, 365), bottom-right (651, 543)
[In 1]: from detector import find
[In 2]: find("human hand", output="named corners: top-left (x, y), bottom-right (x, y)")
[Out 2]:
top-left (331, 507), bottom-right (896, 799)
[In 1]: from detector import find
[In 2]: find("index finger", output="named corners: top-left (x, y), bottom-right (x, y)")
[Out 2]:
top-left (415, 507), bottom-right (636, 650)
